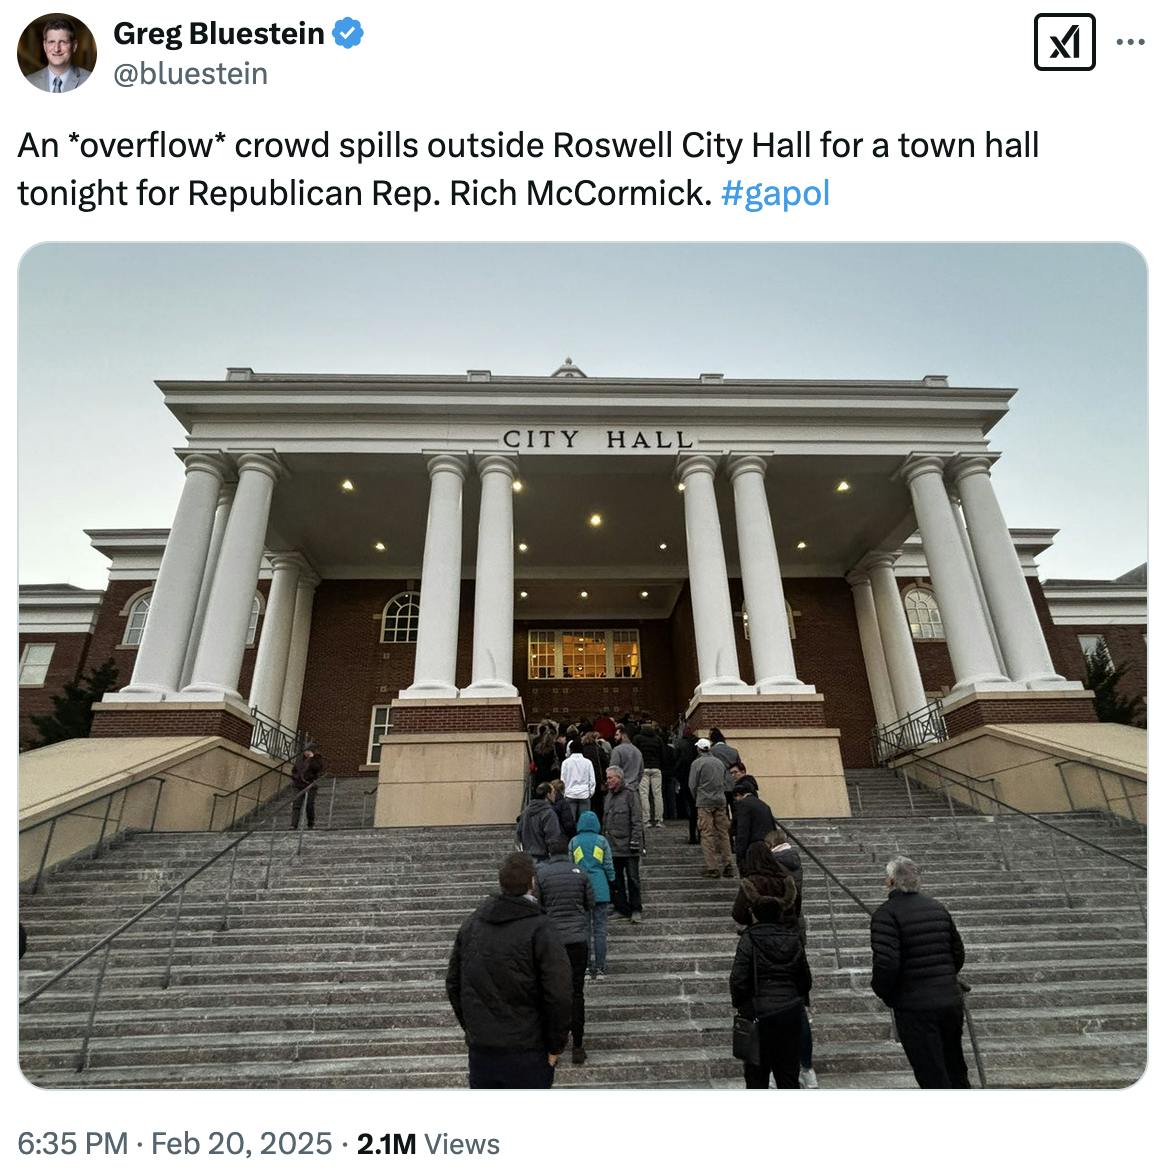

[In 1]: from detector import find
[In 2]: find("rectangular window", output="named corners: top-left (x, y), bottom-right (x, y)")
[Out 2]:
top-left (526, 629), bottom-right (641, 679)
top-left (19, 643), bottom-right (55, 687)
top-left (1078, 634), bottom-right (1113, 669)
top-left (368, 705), bottom-right (392, 765)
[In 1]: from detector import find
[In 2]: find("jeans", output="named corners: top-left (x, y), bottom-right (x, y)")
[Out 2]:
top-left (588, 901), bottom-right (610, 973)
top-left (565, 941), bottom-right (588, 1047)
top-left (800, 1005), bottom-right (813, 1070)
top-left (743, 1004), bottom-right (804, 1089)
top-left (468, 1047), bottom-right (555, 1089)
top-left (894, 1004), bottom-right (970, 1088)
top-left (612, 855), bottom-right (642, 915)
top-left (697, 807), bottom-right (732, 872)
top-left (639, 768), bottom-right (664, 823)
top-left (568, 797), bottom-right (591, 824)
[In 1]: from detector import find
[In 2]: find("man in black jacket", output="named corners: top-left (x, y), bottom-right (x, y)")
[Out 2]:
top-left (536, 838), bottom-right (595, 1065)
top-left (870, 855), bottom-right (970, 1088)
top-left (446, 852), bottom-right (573, 1088)
top-left (289, 743), bottom-right (324, 829)
top-left (731, 779), bottom-right (776, 871)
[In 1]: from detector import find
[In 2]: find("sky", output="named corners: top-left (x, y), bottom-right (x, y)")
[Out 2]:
top-left (17, 242), bottom-right (1147, 587)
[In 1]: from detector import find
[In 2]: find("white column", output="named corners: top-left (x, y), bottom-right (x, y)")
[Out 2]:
top-left (180, 482), bottom-right (235, 688)
top-left (864, 553), bottom-right (929, 717)
top-left (278, 571), bottom-right (319, 733)
top-left (900, 454), bottom-right (1010, 693)
top-left (951, 454), bottom-right (1076, 689)
top-left (402, 455), bottom-right (467, 698)
top-left (248, 553), bottom-right (304, 721)
top-left (726, 455), bottom-right (812, 692)
top-left (847, 570), bottom-right (899, 727)
top-left (950, 491), bottom-right (1007, 676)
top-left (183, 453), bottom-right (283, 701)
top-left (463, 454), bottom-right (519, 697)
top-left (119, 452), bottom-right (226, 699)
top-left (678, 454), bottom-right (751, 696)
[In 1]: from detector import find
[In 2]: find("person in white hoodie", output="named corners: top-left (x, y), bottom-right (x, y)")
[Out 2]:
top-left (559, 740), bottom-right (596, 823)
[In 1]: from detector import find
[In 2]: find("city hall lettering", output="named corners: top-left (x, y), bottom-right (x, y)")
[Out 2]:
top-left (502, 427), bottom-right (694, 450)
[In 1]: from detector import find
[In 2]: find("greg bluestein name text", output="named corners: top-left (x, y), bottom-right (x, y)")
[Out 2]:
top-left (113, 20), bottom-right (323, 50)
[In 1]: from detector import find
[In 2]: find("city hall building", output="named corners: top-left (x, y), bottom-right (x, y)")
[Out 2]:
top-left (18, 363), bottom-right (1147, 826)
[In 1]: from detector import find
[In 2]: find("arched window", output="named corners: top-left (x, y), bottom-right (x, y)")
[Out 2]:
top-left (381, 591), bottom-right (421, 643)
top-left (904, 586), bottom-right (945, 640)
top-left (246, 594), bottom-right (262, 645)
top-left (123, 592), bottom-right (151, 646)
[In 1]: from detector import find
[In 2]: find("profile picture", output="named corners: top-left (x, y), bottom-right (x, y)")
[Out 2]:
top-left (17, 12), bottom-right (96, 92)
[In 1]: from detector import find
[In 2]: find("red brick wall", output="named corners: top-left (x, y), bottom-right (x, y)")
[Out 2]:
top-left (945, 695), bottom-right (1098, 738)
top-left (18, 632), bottom-right (93, 748)
top-left (1052, 623), bottom-right (1147, 703)
top-left (390, 704), bottom-right (526, 734)
top-left (90, 707), bottom-right (254, 746)
top-left (689, 699), bottom-right (827, 730)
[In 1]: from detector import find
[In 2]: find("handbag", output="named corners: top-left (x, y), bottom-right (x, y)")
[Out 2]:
top-left (731, 947), bottom-right (762, 1067)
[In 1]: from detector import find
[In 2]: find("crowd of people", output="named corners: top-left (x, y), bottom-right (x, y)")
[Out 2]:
top-left (446, 713), bottom-right (972, 1090)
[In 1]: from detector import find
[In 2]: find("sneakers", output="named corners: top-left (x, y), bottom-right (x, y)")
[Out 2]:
top-left (595, 970), bottom-right (607, 981)
top-left (722, 864), bottom-right (736, 878)
top-left (702, 869), bottom-right (720, 878)
top-left (630, 911), bottom-right (642, 924)
top-left (799, 1066), bottom-right (819, 1089)
top-left (572, 1047), bottom-right (588, 1065)
top-left (585, 971), bottom-right (595, 982)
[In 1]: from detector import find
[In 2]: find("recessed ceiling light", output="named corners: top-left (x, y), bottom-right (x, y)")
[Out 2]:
top-left (640, 590), bottom-right (649, 598)
top-left (659, 542), bottom-right (668, 550)
top-left (512, 480), bottom-right (524, 492)
top-left (796, 541), bottom-right (807, 550)
top-left (373, 541), bottom-right (386, 552)
top-left (580, 590), bottom-right (589, 599)
top-left (835, 480), bottom-right (851, 493)
top-left (518, 542), bottom-right (528, 552)
top-left (677, 482), bottom-right (686, 492)
top-left (589, 513), bottom-right (603, 527)
top-left (519, 590), bottom-right (528, 599)
top-left (340, 479), bottom-right (355, 492)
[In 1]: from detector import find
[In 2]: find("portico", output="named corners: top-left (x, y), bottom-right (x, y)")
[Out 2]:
top-left (89, 364), bottom-right (1092, 825)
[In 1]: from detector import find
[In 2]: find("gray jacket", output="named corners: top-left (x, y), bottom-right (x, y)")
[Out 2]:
top-left (602, 783), bottom-right (644, 855)
top-left (519, 798), bottom-right (561, 858)
top-left (610, 741), bottom-right (644, 788)
top-left (27, 65), bottom-right (91, 91)
top-left (689, 754), bottom-right (729, 808)
top-left (536, 855), bottom-right (595, 944)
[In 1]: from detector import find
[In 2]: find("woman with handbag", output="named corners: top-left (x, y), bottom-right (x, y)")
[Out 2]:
top-left (729, 852), bottom-right (812, 1089)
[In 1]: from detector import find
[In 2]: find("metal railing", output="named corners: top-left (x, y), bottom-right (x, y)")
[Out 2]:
top-left (1053, 759), bottom-right (1146, 824)
top-left (20, 831), bottom-right (254, 1072)
top-left (779, 824), bottom-right (987, 1087)
top-left (249, 706), bottom-right (306, 762)
top-left (871, 700), bottom-right (948, 765)
top-left (890, 754), bottom-right (1146, 924)
top-left (22, 775), bottom-right (166, 894)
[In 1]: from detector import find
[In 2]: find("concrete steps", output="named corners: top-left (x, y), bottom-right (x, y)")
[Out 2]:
top-left (20, 794), bottom-right (1146, 1089)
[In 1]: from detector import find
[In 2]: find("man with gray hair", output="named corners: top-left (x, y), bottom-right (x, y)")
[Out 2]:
top-left (870, 856), bottom-right (970, 1088)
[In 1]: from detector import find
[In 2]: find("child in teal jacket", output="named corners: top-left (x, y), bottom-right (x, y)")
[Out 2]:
top-left (569, 810), bottom-right (617, 978)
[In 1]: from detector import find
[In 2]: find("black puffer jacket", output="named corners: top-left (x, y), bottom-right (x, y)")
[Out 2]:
top-left (633, 729), bottom-right (666, 770)
top-left (870, 890), bottom-right (965, 1010)
top-left (730, 921), bottom-right (812, 1019)
top-left (733, 794), bottom-right (776, 861)
top-left (446, 894), bottom-right (572, 1053)
top-left (535, 855), bottom-right (595, 944)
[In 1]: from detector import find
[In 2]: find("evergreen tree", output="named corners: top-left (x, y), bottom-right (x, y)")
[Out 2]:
top-left (28, 658), bottom-right (120, 747)
top-left (1082, 639), bottom-right (1145, 727)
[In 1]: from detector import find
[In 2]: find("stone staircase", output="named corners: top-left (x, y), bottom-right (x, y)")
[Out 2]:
top-left (19, 784), bottom-right (1146, 1089)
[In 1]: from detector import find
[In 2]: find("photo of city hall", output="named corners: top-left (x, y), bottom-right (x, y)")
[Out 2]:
top-left (18, 360), bottom-right (1147, 1088)
top-left (20, 362), bottom-right (1145, 816)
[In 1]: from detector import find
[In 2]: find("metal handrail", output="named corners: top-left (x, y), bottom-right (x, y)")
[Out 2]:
top-left (21, 830), bottom-right (253, 1070)
top-left (871, 700), bottom-right (948, 765)
top-left (895, 753), bottom-right (1146, 873)
top-left (776, 825), bottom-right (987, 1087)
